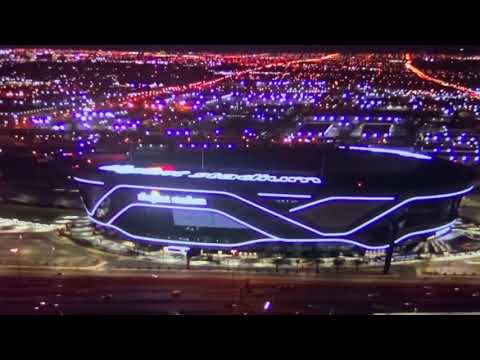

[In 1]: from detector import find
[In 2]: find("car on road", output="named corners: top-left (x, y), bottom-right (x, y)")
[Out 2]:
top-left (171, 290), bottom-right (182, 297)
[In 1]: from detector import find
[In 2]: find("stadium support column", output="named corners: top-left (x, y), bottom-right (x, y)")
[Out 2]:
top-left (186, 251), bottom-right (191, 270)
top-left (383, 219), bottom-right (400, 275)
top-left (128, 143), bottom-right (134, 161)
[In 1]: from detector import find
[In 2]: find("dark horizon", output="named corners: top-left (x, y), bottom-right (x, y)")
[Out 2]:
top-left (2, 45), bottom-right (480, 54)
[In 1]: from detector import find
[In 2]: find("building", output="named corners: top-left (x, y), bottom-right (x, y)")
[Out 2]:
top-left (74, 146), bottom-right (476, 254)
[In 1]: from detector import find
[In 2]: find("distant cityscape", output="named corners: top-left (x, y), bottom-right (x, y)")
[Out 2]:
top-left (1, 49), bottom-right (480, 166)
top-left (2, 48), bottom-right (480, 314)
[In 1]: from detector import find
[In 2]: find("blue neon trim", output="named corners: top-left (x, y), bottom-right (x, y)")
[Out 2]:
top-left (85, 184), bottom-right (331, 237)
top-left (73, 177), bottom-right (105, 186)
top-left (393, 223), bottom-right (453, 245)
top-left (107, 202), bottom-right (276, 239)
top-left (87, 213), bottom-right (455, 250)
top-left (340, 146), bottom-right (432, 160)
top-left (257, 192), bottom-right (312, 199)
top-left (289, 196), bottom-right (395, 212)
top-left (83, 184), bottom-right (473, 237)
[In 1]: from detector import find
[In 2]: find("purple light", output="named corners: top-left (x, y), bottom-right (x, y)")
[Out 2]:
top-left (341, 146), bottom-right (432, 160)
top-left (257, 193), bottom-right (312, 199)
top-left (86, 212), bottom-right (455, 250)
top-left (81, 184), bottom-right (472, 237)
top-left (289, 196), bottom-right (394, 212)
top-left (290, 186), bottom-right (471, 235)
top-left (72, 177), bottom-right (104, 186)
top-left (107, 202), bottom-right (276, 238)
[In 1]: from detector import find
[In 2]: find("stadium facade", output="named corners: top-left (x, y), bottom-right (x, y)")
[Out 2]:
top-left (74, 146), bottom-right (476, 252)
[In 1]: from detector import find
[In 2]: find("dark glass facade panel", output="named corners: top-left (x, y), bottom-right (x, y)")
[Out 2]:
top-left (113, 207), bottom-right (262, 244)
top-left (403, 198), bottom-right (453, 229)
top-left (82, 177), bottom-right (468, 248)
top-left (294, 201), bottom-right (390, 230)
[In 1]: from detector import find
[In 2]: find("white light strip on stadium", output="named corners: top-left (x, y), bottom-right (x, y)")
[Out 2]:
top-left (72, 177), bottom-right (105, 186)
top-left (289, 196), bottom-right (395, 212)
top-left (83, 184), bottom-right (332, 236)
top-left (393, 221), bottom-right (456, 245)
top-left (339, 145), bottom-right (432, 160)
top-left (80, 183), bottom-right (473, 237)
top-left (99, 164), bottom-right (322, 185)
top-left (106, 202), bottom-right (276, 239)
top-left (137, 191), bottom-right (207, 206)
top-left (434, 226), bottom-right (451, 238)
top-left (290, 186), bottom-right (472, 235)
top-left (257, 193), bottom-right (312, 199)
top-left (87, 212), bottom-right (455, 250)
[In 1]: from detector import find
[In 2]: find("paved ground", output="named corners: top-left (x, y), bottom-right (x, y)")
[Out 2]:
top-left (2, 202), bottom-right (480, 314)
top-left (0, 202), bottom-right (81, 223)
top-left (0, 232), bottom-right (104, 268)
top-left (2, 270), bottom-right (480, 314)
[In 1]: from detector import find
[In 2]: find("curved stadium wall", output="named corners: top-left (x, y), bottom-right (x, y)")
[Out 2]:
top-left (74, 147), bottom-right (476, 252)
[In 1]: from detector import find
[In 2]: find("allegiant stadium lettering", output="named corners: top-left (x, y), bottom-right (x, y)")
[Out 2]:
top-left (99, 165), bottom-right (322, 184)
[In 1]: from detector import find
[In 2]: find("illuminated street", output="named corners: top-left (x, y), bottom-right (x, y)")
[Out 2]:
top-left (3, 269), bottom-right (480, 314)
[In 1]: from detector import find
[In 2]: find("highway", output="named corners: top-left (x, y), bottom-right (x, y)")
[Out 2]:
top-left (1, 203), bottom-right (480, 314)
top-left (2, 269), bottom-right (480, 314)
top-left (405, 53), bottom-right (480, 100)
top-left (117, 53), bottom-right (340, 107)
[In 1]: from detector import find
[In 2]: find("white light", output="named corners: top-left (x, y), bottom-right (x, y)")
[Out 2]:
top-left (137, 191), bottom-right (207, 206)
top-left (100, 165), bottom-right (322, 185)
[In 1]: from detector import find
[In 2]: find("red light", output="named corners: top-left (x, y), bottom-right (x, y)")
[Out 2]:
top-left (148, 163), bottom-right (176, 171)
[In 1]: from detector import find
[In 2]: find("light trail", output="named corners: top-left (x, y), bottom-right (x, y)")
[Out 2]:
top-left (121, 53), bottom-right (340, 105)
top-left (27, 53), bottom-right (340, 127)
top-left (405, 53), bottom-right (480, 100)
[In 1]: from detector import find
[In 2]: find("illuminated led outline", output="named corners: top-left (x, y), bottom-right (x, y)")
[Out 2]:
top-left (85, 184), bottom-right (331, 236)
top-left (87, 213), bottom-right (455, 250)
top-left (83, 183), bottom-right (473, 237)
top-left (107, 202), bottom-right (276, 239)
top-left (98, 164), bottom-right (322, 185)
top-left (289, 196), bottom-right (395, 212)
top-left (73, 177), bottom-right (105, 186)
top-left (257, 192), bottom-right (312, 199)
top-left (339, 146), bottom-right (432, 160)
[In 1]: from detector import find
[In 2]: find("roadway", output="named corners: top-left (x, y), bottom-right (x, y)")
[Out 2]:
top-left (2, 269), bottom-right (480, 314)
top-left (405, 53), bottom-right (480, 100)
top-left (2, 202), bottom-right (480, 314)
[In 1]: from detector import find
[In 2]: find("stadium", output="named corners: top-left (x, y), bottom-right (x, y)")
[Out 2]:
top-left (73, 146), bottom-right (476, 255)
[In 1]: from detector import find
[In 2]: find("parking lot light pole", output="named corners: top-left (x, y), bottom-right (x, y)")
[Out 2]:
top-left (186, 251), bottom-right (191, 270)
top-left (383, 241), bottom-right (395, 275)
top-left (384, 218), bottom-right (400, 275)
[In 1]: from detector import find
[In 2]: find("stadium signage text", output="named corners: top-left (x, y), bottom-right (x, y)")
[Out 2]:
top-left (100, 165), bottom-right (322, 184)
top-left (137, 190), bottom-right (207, 206)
